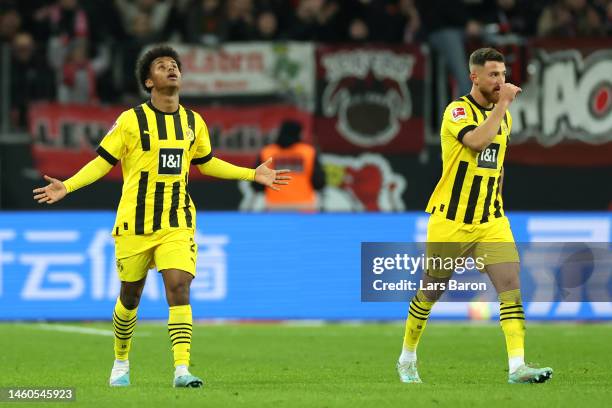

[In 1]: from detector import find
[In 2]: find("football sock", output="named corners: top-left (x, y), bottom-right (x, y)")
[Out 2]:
top-left (168, 305), bottom-right (193, 368)
top-left (400, 290), bottom-right (435, 363)
top-left (175, 364), bottom-right (190, 378)
top-left (498, 289), bottom-right (525, 373)
top-left (113, 297), bottom-right (138, 361)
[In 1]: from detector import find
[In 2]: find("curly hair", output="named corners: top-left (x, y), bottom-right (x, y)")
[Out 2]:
top-left (136, 45), bottom-right (182, 93)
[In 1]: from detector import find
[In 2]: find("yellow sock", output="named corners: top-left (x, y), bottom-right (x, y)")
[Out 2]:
top-left (499, 289), bottom-right (525, 363)
top-left (113, 298), bottom-right (138, 361)
top-left (402, 291), bottom-right (435, 352)
top-left (168, 305), bottom-right (193, 367)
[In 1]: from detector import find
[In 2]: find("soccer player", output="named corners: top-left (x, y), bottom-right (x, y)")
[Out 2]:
top-left (32, 45), bottom-right (291, 388)
top-left (396, 48), bottom-right (553, 384)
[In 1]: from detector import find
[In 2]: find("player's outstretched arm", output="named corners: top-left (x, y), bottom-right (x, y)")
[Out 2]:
top-left (32, 156), bottom-right (114, 204)
top-left (254, 158), bottom-right (291, 192)
top-left (196, 157), bottom-right (291, 191)
top-left (462, 83), bottom-right (521, 152)
top-left (33, 175), bottom-right (67, 204)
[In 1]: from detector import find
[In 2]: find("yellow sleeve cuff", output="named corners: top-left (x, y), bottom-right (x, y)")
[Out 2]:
top-left (196, 157), bottom-right (255, 181)
top-left (63, 155), bottom-right (114, 193)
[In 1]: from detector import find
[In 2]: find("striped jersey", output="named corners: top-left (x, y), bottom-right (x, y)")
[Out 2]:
top-left (426, 94), bottom-right (512, 224)
top-left (97, 101), bottom-right (213, 236)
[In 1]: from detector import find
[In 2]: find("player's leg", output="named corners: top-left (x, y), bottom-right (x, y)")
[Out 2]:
top-left (486, 261), bottom-right (525, 370)
top-left (477, 217), bottom-right (554, 384)
top-left (155, 232), bottom-right (202, 387)
top-left (160, 268), bottom-right (202, 388)
top-left (109, 252), bottom-right (151, 387)
top-left (486, 261), bottom-right (553, 383)
top-left (398, 217), bottom-right (465, 383)
top-left (398, 273), bottom-right (448, 383)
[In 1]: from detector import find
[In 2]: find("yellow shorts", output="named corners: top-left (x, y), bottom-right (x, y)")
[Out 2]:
top-left (114, 229), bottom-right (197, 282)
top-left (425, 215), bottom-right (519, 278)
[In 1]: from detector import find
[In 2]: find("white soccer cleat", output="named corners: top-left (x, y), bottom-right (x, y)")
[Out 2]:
top-left (109, 360), bottom-right (130, 387)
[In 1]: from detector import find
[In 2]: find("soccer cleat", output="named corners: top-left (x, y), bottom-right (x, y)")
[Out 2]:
top-left (173, 374), bottom-right (204, 388)
top-left (109, 366), bottom-right (130, 387)
top-left (397, 361), bottom-right (422, 383)
top-left (508, 364), bottom-right (553, 384)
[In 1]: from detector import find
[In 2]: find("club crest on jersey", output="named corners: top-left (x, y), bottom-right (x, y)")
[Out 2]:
top-left (451, 107), bottom-right (467, 121)
top-left (186, 127), bottom-right (195, 141)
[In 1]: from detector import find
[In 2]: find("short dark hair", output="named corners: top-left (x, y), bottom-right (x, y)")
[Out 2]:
top-left (469, 48), bottom-right (504, 68)
top-left (136, 45), bottom-right (182, 93)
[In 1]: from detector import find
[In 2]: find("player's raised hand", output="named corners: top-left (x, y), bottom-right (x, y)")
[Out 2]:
top-left (499, 83), bottom-right (522, 104)
top-left (254, 158), bottom-right (292, 191)
top-left (32, 175), bottom-right (67, 204)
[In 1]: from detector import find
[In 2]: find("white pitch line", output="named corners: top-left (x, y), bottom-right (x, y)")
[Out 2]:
top-left (33, 324), bottom-right (150, 337)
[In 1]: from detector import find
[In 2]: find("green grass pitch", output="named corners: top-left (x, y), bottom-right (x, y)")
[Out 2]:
top-left (1, 322), bottom-right (610, 407)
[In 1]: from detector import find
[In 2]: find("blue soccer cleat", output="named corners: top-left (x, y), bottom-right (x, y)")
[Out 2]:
top-left (508, 364), bottom-right (553, 384)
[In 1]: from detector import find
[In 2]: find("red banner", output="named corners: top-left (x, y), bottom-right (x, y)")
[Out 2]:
top-left (314, 44), bottom-right (426, 154)
top-left (507, 39), bottom-right (612, 166)
top-left (29, 103), bottom-right (312, 180)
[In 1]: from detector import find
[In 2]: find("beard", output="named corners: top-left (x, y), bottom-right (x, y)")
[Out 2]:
top-left (480, 87), bottom-right (500, 104)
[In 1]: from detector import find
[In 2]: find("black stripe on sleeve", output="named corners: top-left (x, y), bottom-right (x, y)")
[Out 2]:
top-left (186, 109), bottom-right (195, 149)
top-left (169, 181), bottom-right (180, 227)
top-left (480, 176), bottom-right (496, 224)
top-left (96, 146), bottom-right (118, 166)
top-left (153, 182), bottom-right (165, 231)
top-left (135, 171), bottom-right (149, 235)
top-left (155, 111), bottom-right (167, 140)
top-left (173, 112), bottom-right (184, 140)
top-left (446, 161), bottom-right (469, 221)
top-left (457, 124), bottom-right (477, 143)
top-left (463, 175), bottom-right (482, 224)
top-left (191, 152), bottom-right (213, 165)
top-left (134, 105), bottom-right (150, 151)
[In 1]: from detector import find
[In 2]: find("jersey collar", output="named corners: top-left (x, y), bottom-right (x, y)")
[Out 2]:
top-left (146, 100), bottom-right (180, 115)
top-left (466, 94), bottom-right (494, 111)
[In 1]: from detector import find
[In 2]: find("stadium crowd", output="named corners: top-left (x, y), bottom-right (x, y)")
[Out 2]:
top-left (1, 0), bottom-right (612, 127)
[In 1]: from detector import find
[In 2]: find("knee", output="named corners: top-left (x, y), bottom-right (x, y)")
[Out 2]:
top-left (120, 294), bottom-right (141, 310)
top-left (166, 280), bottom-right (190, 305)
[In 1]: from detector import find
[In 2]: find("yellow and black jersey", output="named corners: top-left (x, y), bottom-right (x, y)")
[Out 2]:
top-left (98, 101), bottom-right (213, 236)
top-left (426, 94), bottom-right (512, 224)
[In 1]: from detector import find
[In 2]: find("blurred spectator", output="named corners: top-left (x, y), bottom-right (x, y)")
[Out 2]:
top-left (253, 9), bottom-right (281, 40)
top-left (538, 0), bottom-right (605, 37)
top-left (256, 0), bottom-right (295, 36)
top-left (9, 32), bottom-right (55, 129)
top-left (185, 0), bottom-right (226, 45)
top-left (485, 0), bottom-right (541, 36)
top-left (379, 0), bottom-right (421, 43)
top-left (0, 8), bottom-right (22, 44)
top-left (34, 0), bottom-right (90, 42)
top-left (49, 38), bottom-right (110, 104)
top-left (255, 120), bottom-right (326, 212)
top-left (605, 0), bottom-right (612, 34)
top-left (417, 0), bottom-right (472, 98)
top-left (348, 17), bottom-right (370, 42)
top-left (117, 10), bottom-right (163, 98)
top-left (288, 0), bottom-right (343, 41)
top-left (225, 0), bottom-right (255, 41)
top-left (115, 0), bottom-right (173, 39)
